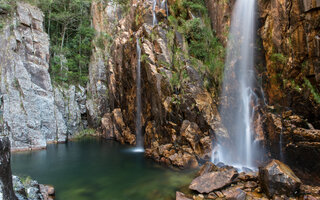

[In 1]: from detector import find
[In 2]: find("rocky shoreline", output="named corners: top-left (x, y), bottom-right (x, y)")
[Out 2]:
top-left (176, 160), bottom-right (320, 200)
top-left (0, 137), bottom-right (55, 200)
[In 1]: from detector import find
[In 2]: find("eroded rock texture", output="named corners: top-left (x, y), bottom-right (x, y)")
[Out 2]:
top-left (206, 0), bottom-right (320, 176)
top-left (0, 3), bottom-right (87, 151)
top-left (257, 0), bottom-right (320, 177)
top-left (180, 160), bottom-right (320, 200)
top-left (93, 0), bottom-right (228, 169)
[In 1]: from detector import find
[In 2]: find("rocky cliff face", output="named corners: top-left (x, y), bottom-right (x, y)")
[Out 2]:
top-left (92, 0), bottom-right (228, 169)
top-left (258, 0), bottom-right (320, 127)
top-left (258, 0), bottom-right (320, 177)
top-left (0, 3), bottom-right (87, 151)
top-left (205, 0), bottom-right (320, 177)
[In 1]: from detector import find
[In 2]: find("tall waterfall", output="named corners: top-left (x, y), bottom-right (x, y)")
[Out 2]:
top-left (152, 0), bottom-right (157, 26)
top-left (215, 0), bottom-right (257, 169)
top-left (134, 38), bottom-right (144, 152)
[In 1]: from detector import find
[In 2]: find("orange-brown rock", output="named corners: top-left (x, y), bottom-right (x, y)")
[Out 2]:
top-left (257, 0), bottom-right (320, 128)
top-left (189, 168), bottom-right (238, 193)
top-left (94, 0), bottom-right (227, 169)
top-left (259, 160), bottom-right (302, 197)
top-left (176, 191), bottom-right (192, 200)
top-left (263, 110), bottom-right (320, 176)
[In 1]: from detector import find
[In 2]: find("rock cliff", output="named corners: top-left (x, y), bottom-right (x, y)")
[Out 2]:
top-left (0, 3), bottom-right (87, 151)
top-left (205, 0), bottom-right (320, 177)
top-left (93, 0), bottom-right (228, 168)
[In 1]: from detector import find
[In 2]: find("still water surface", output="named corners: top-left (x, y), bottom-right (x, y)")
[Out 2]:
top-left (11, 138), bottom-right (194, 200)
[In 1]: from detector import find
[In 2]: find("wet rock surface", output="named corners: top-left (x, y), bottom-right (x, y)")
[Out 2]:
top-left (259, 160), bottom-right (302, 197)
top-left (178, 160), bottom-right (320, 200)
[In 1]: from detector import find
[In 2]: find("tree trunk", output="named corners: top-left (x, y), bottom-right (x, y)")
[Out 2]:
top-left (0, 137), bottom-right (18, 200)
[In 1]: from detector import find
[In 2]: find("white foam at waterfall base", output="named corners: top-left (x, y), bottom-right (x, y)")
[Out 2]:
top-left (129, 147), bottom-right (145, 153)
top-left (214, 0), bottom-right (259, 170)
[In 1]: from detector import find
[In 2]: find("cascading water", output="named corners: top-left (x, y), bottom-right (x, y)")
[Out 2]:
top-left (134, 38), bottom-right (144, 153)
top-left (161, 0), bottom-right (169, 17)
top-left (279, 128), bottom-right (284, 162)
top-left (152, 0), bottom-right (157, 26)
top-left (214, 0), bottom-right (258, 169)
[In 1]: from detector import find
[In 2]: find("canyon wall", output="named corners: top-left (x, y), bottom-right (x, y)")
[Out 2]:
top-left (0, 3), bottom-right (87, 151)
top-left (259, 0), bottom-right (320, 177)
top-left (93, 0), bottom-right (228, 169)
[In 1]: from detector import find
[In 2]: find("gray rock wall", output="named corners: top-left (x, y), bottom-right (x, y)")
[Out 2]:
top-left (0, 3), bottom-right (87, 151)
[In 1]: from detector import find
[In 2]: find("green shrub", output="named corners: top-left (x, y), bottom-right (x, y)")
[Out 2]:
top-left (304, 78), bottom-right (320, 104)
top-left (271, 53), bottom-right (287, 64)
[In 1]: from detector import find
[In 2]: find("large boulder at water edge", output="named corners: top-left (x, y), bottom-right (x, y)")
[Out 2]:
top-left (189, 168), bottom-right (238, 193)
top-left (259, 159), bottom-right (302, 197)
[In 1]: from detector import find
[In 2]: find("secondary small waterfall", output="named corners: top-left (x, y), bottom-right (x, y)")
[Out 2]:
top-left (279, 128), bottom-right (284, 162)
top-left (215, 0), bottom-right (258, 169)
top-left (152, 0), bottom-right (157, 26)
top-left (135, 38), bottom-right (144, 152)
top-left (161, 0), bottom-right (169, 17)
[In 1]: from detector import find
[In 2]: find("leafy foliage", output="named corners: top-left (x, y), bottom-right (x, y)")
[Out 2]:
top-left (271, 53), bottom-right (287, 64)
top-left (3, 0), bottom-right (95, 86)
top-left (37, 0), bottom-right (95, 86)
top-left (304, 78), bottom-right (320, 104)
top-left (168, 0), bottom-right (225, 93)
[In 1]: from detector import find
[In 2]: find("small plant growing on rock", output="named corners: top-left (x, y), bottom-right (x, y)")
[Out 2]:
top-left (271, 53), bottom-right (287, 64)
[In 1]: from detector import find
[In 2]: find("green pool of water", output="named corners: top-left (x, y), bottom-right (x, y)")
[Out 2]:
top-left (11, 137), bottom-right (195, 200)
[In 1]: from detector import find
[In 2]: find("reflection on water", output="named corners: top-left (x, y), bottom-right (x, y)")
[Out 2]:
top-left (12, 138), bottom-right (195, 200)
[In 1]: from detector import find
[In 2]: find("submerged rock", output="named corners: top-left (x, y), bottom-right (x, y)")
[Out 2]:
top-left (189, 168), bottom-right (238, 193)
top-left (259, 160), bottom-right (302, 197)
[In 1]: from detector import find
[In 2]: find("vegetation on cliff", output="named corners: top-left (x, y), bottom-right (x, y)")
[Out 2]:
top-left (168, 0), bottom-right (225, 95)
top-left (0, 0), bottom-right (95, 86)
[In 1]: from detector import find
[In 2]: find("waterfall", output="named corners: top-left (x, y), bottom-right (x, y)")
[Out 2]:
top-left (134, 38), bottom-right (144, 153)
top-left (161, 0), bottom-right (169, 17)
top-left (152, 0), bottom-right (157, 26)
top-left (215, 0), bottom-right (258, 169)
top-left (279, 128), bottom-right (284, 162)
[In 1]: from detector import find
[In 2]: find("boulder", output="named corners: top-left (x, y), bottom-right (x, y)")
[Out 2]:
top-left (259, 160), bottom-right (302, 197)
top-left (222, 187), bottom-right (246, 200)
top-left (197, 162), bottom-right (219, 176)
top-left (176, 191), bottom-right (192, 200)
top-left (39, 184), bottom-right (55, 200)
top-left (189, 168), bottom-right (238, 193)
